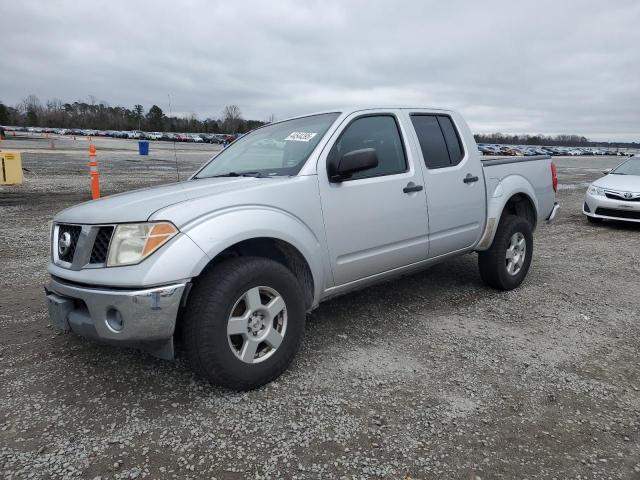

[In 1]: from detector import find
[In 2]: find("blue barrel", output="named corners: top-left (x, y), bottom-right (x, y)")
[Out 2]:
top-left (138, 141), bottom-right (149, 156)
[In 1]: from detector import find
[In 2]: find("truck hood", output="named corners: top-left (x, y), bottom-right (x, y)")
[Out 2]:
top-left (593, 174), bottom-right (640, 192)
top-left (54, 177), bottom-right (292, 224)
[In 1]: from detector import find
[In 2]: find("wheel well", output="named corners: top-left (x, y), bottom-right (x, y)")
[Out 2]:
top-left (502, 193), bottom-right (537, 229)
top-left (198, 238), bottom-right (315, 310)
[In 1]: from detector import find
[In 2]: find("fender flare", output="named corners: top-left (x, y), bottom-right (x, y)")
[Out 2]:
top-left (182, 205), bottom-right (326, 305)
top-left (476, 175), bottom-right (539, 251)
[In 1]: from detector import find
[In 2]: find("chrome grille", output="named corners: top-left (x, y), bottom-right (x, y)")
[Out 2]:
top-left (54, 223), bottom-right (115, 269)
top-left (57, 224), bottom-right (82, 263)
top-left (89, 226), bottom-right (114, 264)
top-left (605, 191), bottom-right (640, 202)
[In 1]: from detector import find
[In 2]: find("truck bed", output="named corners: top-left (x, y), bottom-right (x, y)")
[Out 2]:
top-left (481, 154), bottom-right (551, 167)
top-left (481, 154), bottom-right (556, 223)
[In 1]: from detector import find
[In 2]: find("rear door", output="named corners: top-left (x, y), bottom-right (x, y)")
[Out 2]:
top-left (317, 110), bottom-right (429, 286)
top-left (407, 111), bottom-right (485, 258)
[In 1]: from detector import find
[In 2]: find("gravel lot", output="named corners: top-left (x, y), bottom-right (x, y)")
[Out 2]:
top-left (1, 135), bottom-right (639, 479)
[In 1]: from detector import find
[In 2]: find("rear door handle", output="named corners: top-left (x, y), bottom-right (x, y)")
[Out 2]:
top-left (463, 174), bottom-right (479, 184)
top-left (403, 183), bottom-right (424, 193)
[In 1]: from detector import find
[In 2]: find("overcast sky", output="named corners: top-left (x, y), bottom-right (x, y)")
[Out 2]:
top-left (1, 0), bottom-right (639, 140)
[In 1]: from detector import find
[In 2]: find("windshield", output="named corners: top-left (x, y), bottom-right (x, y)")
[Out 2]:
top-left (195, 112), bottom-right (340, 178)
top-left (611, 158), bottom-right (640, 176)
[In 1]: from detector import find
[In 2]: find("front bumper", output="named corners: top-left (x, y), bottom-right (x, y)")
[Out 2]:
top-left (583, 192), bottom-right (640, 223)
top-left (44, 276), bottom-right (188, 359)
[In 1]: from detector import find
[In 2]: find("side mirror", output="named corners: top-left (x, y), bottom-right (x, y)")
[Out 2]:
top-left (329, 148), bottom-right (378, 182)
top-left (602, 168), bottom-right (612, 175)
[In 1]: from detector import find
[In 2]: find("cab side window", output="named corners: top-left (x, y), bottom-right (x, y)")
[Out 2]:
top-left (411, 114), bottom-right (465, 169)
top-left (328, 115), bottom-right (407, 180)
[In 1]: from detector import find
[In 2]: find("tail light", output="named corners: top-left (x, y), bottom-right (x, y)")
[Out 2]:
top-left (551, 161), bottom-right (558, 192)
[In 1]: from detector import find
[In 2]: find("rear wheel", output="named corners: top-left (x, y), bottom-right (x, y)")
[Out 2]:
top-left (183, 256), bottom-right (305, 390)
top-left (478, 214), bottom-right (533, 290)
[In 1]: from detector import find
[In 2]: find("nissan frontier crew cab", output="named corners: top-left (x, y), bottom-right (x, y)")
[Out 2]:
top-left (46, 107), bottom-right (559, 390)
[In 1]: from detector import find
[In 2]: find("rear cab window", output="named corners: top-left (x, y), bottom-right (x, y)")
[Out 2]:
top-left (410, 114), bottom-right (465, 169)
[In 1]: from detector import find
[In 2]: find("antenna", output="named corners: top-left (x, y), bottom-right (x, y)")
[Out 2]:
top-left (167, 93), bottom-right (180, 181)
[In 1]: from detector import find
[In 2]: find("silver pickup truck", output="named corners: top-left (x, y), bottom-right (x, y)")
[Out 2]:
top-left (45, 107), bottom-right (559, 390)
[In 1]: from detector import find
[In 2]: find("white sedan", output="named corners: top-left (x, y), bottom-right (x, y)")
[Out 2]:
top-left (583, 158), bottom-right (640, 223)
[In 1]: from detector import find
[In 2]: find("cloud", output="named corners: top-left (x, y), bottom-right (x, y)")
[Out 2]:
top-left (1, 0), bottom-right (639, 140)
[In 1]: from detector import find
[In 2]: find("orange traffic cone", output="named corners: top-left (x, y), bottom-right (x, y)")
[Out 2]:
top-left (88, 144), bottom-right (100, 199)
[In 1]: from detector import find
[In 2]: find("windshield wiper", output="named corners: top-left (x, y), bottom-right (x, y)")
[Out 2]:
top-left (208, 171), bottom-right (268, 178)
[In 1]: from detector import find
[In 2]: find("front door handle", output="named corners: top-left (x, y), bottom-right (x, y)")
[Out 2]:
top-left (463, 174), bottom-right (479, 184)
top-left (403, 183), bottom-right (424, 193)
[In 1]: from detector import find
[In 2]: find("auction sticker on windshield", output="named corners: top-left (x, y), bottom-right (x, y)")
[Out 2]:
top-left (285, 132), bottom-right (317, 142)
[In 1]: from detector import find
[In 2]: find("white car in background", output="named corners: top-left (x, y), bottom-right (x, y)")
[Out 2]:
top-left (190, 134), bottom-right (204, 143)
top-left (583, 157), bottom-right (640, 223)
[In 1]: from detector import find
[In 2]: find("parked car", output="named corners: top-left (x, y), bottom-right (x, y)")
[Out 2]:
top-left (478, 145), bottom-right (500, 155)
top-left (499, 146), bottom-right (518, 156)
top-left (45, 107), bottom-right (559, 390)
top-left (191, 134), bottom-right (204, 143)
top-left (583, 157), bottom-right (640, 223)
top-left (544, 147), bottom-right (561, 156)
top-left (531, 147), bottom-right (549, 155)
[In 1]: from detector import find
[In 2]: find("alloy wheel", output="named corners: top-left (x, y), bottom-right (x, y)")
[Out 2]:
top-left (505, 232), bottom-right (526, 276)
top-left (227, 286), bottom-right (287, 364)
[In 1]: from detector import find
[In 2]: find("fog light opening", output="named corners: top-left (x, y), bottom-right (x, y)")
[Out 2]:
top-left (106, 308), bottom-right (124, 332)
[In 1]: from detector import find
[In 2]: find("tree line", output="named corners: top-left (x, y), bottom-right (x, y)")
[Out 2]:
top-left (0, 95), bottom-right (267, 134)
top-left (1, 95), bottom-right (638, 147)
top-left (474, 132), bottom-right (639, 149)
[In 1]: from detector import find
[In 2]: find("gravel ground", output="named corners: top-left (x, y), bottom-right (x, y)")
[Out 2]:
top-left (1, 135), bottom-right (639, 479)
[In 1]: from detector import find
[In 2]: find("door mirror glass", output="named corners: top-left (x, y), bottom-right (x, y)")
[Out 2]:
top-left (329, 148), bottom-right (378, 182)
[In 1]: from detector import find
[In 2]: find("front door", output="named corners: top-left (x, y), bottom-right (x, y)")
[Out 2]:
top-left (318, 111), bottom-right (430, 286)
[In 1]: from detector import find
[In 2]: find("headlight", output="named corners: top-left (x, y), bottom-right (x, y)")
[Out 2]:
top-left (107, 222), bottom-right (178, 267)
top-left (587, 185), bottom-right (605, 197)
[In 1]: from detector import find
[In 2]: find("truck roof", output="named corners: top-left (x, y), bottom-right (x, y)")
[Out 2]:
top-left (277, 106), bottom-right (455, 124)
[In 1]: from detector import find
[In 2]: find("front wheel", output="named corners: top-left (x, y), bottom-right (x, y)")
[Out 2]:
top-left (182, 256), bottom-right (306, 390)
top-left (478, 215), bottom-right (533, 290)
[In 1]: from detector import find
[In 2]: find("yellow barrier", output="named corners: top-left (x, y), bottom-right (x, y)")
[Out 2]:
top-left (0, 151), bottom-right (23, 185)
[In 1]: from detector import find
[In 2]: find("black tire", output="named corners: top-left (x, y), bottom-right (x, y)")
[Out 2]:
top-left (183, 256), bottom-right (305, 390)
top-left (478, 215), bottom-right (533, 290)
top-left (586, 215), bottom-right (602, 224)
